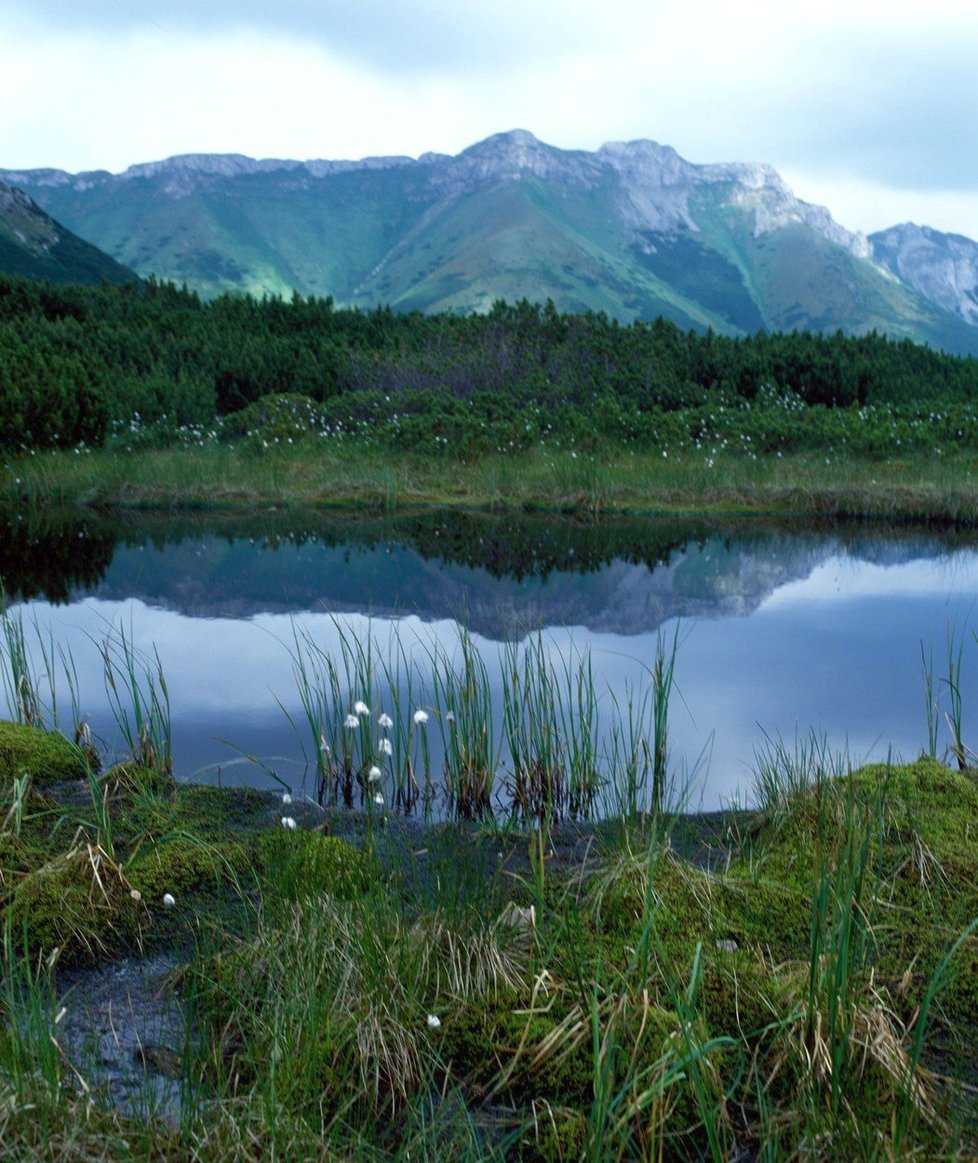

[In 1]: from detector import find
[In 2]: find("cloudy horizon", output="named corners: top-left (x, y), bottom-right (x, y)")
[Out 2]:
top-left (2, 0), bottom-right (976, 240)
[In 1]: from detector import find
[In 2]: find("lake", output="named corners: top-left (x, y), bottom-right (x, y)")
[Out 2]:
top-left (3, 509), bottom-right (977, 812)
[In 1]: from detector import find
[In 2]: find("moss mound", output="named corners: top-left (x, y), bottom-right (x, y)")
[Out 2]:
top-left (6, 844), bottom-right (144, 966)
top-left (0, 720), bottom-right (90, 790)
top-left (127, 836), bottom-right (251, 905)
top-left (165, 785), bottom-right (280, 839)
top-left (258, 829), bottom-right (377, 902)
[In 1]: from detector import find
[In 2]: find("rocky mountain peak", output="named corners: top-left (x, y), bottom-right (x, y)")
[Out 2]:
top-left (871, 223), bottom-right (978, 326)
top-left (451, 129), bottom-right (599, 187)
top-left (599, 139), bottom-right (690, 181)
top-left (0, 179), bottom-right (58, 252)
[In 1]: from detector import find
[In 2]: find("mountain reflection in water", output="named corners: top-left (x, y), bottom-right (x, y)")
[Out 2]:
top-left (4, 508), bottom-right (978, 811)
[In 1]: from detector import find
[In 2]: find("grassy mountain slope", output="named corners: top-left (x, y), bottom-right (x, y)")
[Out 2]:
top-left (683, 188), bottom-right (978, 352)
top-left (0, 181), bottom-right (135, 286)
top-left (351, 177), bottom-right (730, 330)
top-left (27, 167), bottom-right (438, 301)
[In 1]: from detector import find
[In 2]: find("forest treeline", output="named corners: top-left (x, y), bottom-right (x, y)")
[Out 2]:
top-left (2, 274), bottom-right (978, 455)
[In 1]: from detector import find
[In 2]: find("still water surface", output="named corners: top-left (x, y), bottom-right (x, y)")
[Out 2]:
top-left (6, 512), bottom-right (978, 811)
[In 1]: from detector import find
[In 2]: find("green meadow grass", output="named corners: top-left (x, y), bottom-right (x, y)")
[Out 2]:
top-left (5, 441), bottom-right (978, 523)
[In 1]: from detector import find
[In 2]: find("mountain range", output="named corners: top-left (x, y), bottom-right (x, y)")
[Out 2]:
top-left (3, 129), bottom-right (978, 354)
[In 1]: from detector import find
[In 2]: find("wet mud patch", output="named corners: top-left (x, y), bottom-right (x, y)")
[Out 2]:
top-left (57, 953), bottom-right (188, 1121)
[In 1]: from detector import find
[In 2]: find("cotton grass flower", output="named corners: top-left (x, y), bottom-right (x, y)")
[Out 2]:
top-left (373, 793), bottom-right (384, 806)
top-left (281, 816), bottom-right (297, 830)
top-left (162, 893), bottom-right (176, 909)
top-left (281, 792), bottom-right (293, 805)
top-left (353, 700), bottom-right (370, 717)
top-left (426, 1014), bottom-right (441, 1029)
top-left (344, 713), bottom-right (359, 729)
top-left (368, 765), bottom-right (382, 782)
top-left (378, 737), bottom-right (393, 756)
top-left (378, 712), bottom-right (393, 730)
top-left (413, 709), bottom-right (429, 726)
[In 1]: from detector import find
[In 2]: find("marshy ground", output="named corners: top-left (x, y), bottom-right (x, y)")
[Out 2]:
top-left (3, 714), bottom-right (978, 1160)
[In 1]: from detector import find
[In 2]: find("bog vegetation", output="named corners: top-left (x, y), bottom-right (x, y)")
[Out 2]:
top-left (2, 603), bottom-right (978, 1158)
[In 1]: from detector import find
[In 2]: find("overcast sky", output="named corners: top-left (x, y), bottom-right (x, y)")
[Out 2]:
top-left (2, 0), bottom-right (977, 239)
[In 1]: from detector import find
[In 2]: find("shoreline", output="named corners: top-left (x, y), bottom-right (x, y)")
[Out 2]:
top-left (3, 444), bottom-right (978, 524)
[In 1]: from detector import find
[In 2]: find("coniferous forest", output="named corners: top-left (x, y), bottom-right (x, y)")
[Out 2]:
top-left (3, 274), bottom-right (978, 461)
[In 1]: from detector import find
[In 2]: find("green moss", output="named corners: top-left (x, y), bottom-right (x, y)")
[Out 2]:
top-left (441, 993), bottom-right (595, 1104)
top-left (517, 1110), bottom-right (588, 1162)
top-left (716, 871), bottom-right (811, 960)
top-left (0, 720), bottom-right (89, 790)
top-left (583, 853), bottom-right (724, 975)
top-left (127, 836), bottom-right (251, 904)
top-left (736, 758), bottom-right (978, 923)
top-left (699, 952), bottom-right (803, 1046)
top-left (5, 846), bottom-right (144, 966)
top-left (257, 829), bottom-right (377, 902)
top-left (0, 831), bottom-right (43, 886)
top-left (165, 784), bottom-right (280, 839)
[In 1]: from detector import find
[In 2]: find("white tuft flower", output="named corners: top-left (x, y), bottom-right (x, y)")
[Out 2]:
top-left (426, 1014), bottom-right (441, 1029)
top-left (413, 709), bottom-right (429, 726)
top-left (446, 710), bottom-right (455, 723)
top-left (368, 766), bottom-right (382, 782)
top-left (344, 713), bottom-right (359, 729)
top-left (373, 793), bottom-right (384, 806)
top-left (281, 816), bottom-right (297, 830)
top-left (354, 700), bottom-right (370, 717)
top-left (378, 738), bottom-right (393, 756)
top-left (282, 792), bottom-right (293, 805)
top-left (378, 712), bottom-right (393, 730)
top-left (162, 893), bottom-right (176, 909)
top-left (319, 733), bottom-right (330, 754)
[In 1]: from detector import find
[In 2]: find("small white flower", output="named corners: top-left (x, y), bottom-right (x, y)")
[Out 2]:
top-left (368, 765), bottom-right (382, 782)
top-left (378, 738), bottom-right (393, 756)
top-left (354, 700), bottom-right (370, 717)
top-left (413, 709), bottom-right (429, 726)
top-left (373, 793), bottom-right (384, 806)
top-left (281, 816), bottom-right (297, 830)
top-left (426, 1014), bottom-right (441, 1029)
top-left (446, 710), bottom-right (455, 723)
top-left (377, 712), bottom-right (393, 730)
top-left (282, 792), bottom-right (293, 805)
top-left (162, 893), bottom-right (176, 909)
top-left (345, 713), bottom-right (359, 729)
top-left (319, 733), bottom-right (330, 754)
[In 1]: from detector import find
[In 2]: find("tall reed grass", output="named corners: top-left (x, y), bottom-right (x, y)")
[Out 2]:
top-left (429, 625), bottom-right (498, 819)
top-left (285, 617), bottom-right (676, 824)
top-left (98, 621), bottom-right (171, 774)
